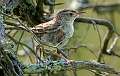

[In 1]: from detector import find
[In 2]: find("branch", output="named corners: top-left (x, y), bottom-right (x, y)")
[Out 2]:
top-left (75, 17), bottom-right (116, 33)
top-left (93, 3), bottom-right (120, 14)
top-left (72, 2), bottom-right (120, 13)
top-left (23, 60), bottom-right (119, 75)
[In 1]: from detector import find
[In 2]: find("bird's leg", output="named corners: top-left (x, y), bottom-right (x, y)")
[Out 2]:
top-left (43, 47), bottom-right (69, 61)
top-left (36, 45), bottom-right (44, 63)
top-left (57, 49), bottom-right (67, 58)
top-left (35, 44), bottom-right (69, 62)
top-left (56, 48), bottom-right (71, 62)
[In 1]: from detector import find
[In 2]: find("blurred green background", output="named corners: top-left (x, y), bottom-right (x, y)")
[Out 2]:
top-left (12, 0), bottom-right (120, 76)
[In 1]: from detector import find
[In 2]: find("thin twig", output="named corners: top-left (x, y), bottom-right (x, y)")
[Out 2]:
top-left (16, 31), bottom-right (24, 54)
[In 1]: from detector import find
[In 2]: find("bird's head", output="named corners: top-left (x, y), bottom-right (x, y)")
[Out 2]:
top-left (56, 9), bottom-right (82, 22)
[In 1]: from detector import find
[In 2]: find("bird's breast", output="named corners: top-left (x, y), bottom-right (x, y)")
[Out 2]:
top-left (63, 23), bottom-right (74, 38)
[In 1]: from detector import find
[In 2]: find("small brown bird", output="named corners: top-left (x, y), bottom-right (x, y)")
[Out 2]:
top-left (31, 9), bottom-right (80, 47)
top-left (31, 9), bottom-right (82, 59)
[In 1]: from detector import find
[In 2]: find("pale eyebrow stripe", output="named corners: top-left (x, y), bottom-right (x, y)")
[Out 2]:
top-left (58, 10), bottom-right (77, 14)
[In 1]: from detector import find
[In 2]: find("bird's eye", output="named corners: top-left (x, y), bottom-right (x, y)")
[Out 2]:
top-left (69, 13), bottom-right (73, 16)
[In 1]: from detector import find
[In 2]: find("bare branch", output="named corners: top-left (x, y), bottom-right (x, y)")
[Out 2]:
top-left (75, 17), bottom-right (116, 33)
top-left (23, 60), bottom-right (119, 75)
top-left (72, 2), bottom-right (120, 13)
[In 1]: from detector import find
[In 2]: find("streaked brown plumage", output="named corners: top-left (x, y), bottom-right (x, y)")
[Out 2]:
top-left (31, 9), bottom-right (80, 49)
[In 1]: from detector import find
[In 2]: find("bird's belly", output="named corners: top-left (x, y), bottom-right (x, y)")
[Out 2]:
top-left (40, 29), bottom-right (65, 46)
top-left (40, 25), bottom-right (74, 48)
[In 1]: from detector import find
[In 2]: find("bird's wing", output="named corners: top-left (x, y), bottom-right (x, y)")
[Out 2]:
top-left (31, 20), bottom-right (60, 34)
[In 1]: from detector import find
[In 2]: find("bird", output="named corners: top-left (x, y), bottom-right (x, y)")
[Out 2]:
top-left (31, 9), bottom-right (82, 60)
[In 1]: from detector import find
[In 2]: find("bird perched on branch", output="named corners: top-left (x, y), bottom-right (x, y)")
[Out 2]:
top-left (31, 9), bottom-right (82, 59)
